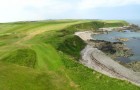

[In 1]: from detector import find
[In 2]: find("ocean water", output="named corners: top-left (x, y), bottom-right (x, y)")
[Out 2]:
top-left (127, 20), bottom-right (140, 26)
top-left (92, 20), bottom-right (140, 63)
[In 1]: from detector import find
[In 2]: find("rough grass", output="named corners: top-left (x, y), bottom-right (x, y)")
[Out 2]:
top-left (61, 54), bottom-right (140, 90)
top-left (0, 20), bottom-right (139, 90)
top-left (2, 48), bottom-right (36, 68)
top-left (0, 62), bottom-right (76, 90)
top-left (58, 35), bottom-right (86, 60)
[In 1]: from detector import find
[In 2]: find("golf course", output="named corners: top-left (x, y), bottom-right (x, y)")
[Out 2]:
top-left (0, 20), bottom-right (140, 90)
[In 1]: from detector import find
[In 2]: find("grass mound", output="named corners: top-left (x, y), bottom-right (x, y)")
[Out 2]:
top-left (58, 35), bottom-right (86, 60)
top-left (3, 48), bottom-right (36, 68)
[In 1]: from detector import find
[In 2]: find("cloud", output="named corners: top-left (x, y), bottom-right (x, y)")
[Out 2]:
top-left (0, 0), bottom-right (77, 22)
top-left (79, 0), bottom-right (140, 9)
top-left (0, 0), bottom-right (139, 22)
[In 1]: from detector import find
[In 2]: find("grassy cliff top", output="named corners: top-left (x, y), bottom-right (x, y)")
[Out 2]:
top-left (0, 20), bottom-right (139, 90)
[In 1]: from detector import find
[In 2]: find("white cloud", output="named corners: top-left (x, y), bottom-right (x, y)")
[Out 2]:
top-left (0, 0), bottom-right (139, 22)
top-left (79, 0), bottom-right (140, 9)
top-left (0, 0), bottom-right (76, 22)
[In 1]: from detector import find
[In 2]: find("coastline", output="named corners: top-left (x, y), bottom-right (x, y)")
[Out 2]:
top-left (75, 31), bottom-right (140, 86)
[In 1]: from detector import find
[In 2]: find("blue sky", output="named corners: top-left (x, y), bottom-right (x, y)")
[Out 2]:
top-left (0, 0), bottom-right (140, 22)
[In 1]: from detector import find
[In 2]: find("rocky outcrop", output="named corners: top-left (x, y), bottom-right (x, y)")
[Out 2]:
top-left (75, 31), bottom-right (140, 86)
top-left (129, 24), bottom-right (140, 31)
top-left (98, 26), bottom-right (131, 32)
top-left (116, 38), bottom-right (129, 42)
top-left (87, 40), bottom-right (133, 58)
top-left (124, 61), bottom-right (140, 72)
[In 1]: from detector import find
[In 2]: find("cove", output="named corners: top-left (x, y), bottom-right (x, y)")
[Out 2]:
top-left (92, 30), bottom-right (140, 63)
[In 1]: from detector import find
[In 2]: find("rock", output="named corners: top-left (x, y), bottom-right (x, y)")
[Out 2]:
top-left (125, 61), bottom-right (140, 72)
top-left (89, 39), bottom-right (133, 58)
top-left (116, 38), bottom-right (129, 42)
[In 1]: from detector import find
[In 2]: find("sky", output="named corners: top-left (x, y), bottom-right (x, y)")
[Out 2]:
top-left (0, 0), bottom-right (140, 22)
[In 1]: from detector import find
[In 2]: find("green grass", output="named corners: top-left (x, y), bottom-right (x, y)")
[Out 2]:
top-left (0, 62), bottom-right (76, 90)
top-left (0, 20), bottom-right (139, 90)
top-left (31, 43), bottom-right (63, 70)
top-left (2, 48), bottom-right (36, 68)
top-left (61, 54), bottom-right (140, 90)
top-left (58, 35), bottom-right (86, 60)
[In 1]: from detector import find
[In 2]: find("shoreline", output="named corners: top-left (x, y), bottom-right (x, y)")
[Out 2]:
top-left (75, 31), bottom-right (140, 86)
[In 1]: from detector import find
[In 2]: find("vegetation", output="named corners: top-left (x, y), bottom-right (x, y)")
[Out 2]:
top-left (58, 35), bottom-right (86, 60)
top-left (3, 48), bottom-right (36, 68)
top-left (0, 20), bottom-right (139, 90)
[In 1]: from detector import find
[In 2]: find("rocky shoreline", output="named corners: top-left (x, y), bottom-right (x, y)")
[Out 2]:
top-left (75, 30), bottom-right (140, 86)
top-left (80, 44), bottom-right (140, 86)
top-left (98, 24), bottom-right (140, 33)
top-left (87, 39), bottom-right (133, 59)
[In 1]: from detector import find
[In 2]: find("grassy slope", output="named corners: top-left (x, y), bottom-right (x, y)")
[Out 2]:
top-left (0, 20), bottom-right (140, 90)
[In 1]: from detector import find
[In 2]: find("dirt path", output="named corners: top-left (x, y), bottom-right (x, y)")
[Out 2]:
top-left (75, 31), bottom-right (140, 86)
